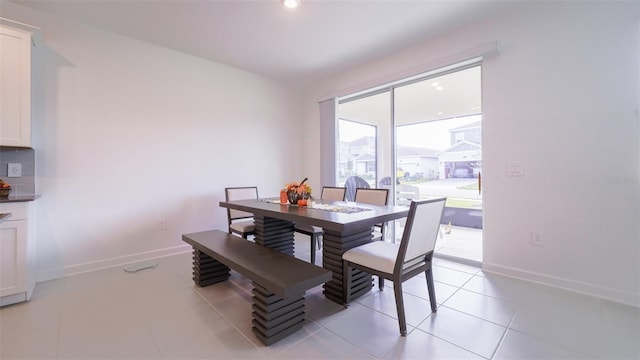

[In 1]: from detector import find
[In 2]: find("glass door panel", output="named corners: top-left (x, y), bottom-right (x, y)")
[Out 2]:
top-left (337, 91), bottom-right (392, 193)
top-left (336, 119), bottom-right (376, 189)
top-left (393, 66), bottom-right (483, 263)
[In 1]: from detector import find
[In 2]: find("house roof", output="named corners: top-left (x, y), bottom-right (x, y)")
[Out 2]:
top-left (397, 146), bottom-right (440, 158)
top-left (353, 153), bottom-right (376, 161)
top-left (438, 140), bottom-right (481, 154)
top-left (342, 136), bottom-right (374, 147)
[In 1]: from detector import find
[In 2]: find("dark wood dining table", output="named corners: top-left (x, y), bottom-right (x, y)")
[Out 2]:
top-left (219, 198), bottom-right (410, 304)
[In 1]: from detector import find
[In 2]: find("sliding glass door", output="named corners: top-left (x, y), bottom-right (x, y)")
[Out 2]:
top-left (336, 63), bottom-right (483, 263)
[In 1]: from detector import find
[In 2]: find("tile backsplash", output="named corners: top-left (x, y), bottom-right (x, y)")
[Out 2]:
top-left (0, 147), bottom-right (35, 196)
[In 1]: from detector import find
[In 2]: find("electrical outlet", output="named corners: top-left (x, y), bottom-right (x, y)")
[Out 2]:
top-left (531, 231), bottom-right (544, 246)
top-left (159, 218), bottom-right (167, 230)
top-left (7, 163), bottom-right (22, 178)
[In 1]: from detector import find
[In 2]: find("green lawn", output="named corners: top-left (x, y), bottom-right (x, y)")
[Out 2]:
top-left (445, 197), bottom-right (482, 209)
top-left (418, 194), bottom-right (482, 209)
top-left (456, 182), bottom-right (479, 190)
top-left (337, 177), bottom-right (482, 209)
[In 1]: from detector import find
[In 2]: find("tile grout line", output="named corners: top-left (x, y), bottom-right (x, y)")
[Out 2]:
top-left (192, 283), bottom-right (322, 357)
top-left (504, 319), bottom-right (597, 359)
top-left (191, 287), bottom-right (263, 352)
top-left (408, 321), bottom-right (492, 359)
top-left (121, 282), bottom-right (165, 358)
top-left (430, 274), bottom-right (508, 359)
top-left (488, 311), bottom-right (517, 359)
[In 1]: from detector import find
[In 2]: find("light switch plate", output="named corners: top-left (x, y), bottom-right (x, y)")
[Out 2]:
top-left (8, 163), bottom-right (22, 178)
top-left (507, 163), bottom-right (524, 177)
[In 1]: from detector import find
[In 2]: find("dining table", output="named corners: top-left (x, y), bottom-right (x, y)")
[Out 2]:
top-left (219, 198), bottom-right (410, 304)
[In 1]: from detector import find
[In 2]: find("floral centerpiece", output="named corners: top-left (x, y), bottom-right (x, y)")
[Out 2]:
top-left (283, 177), bottom-right (312, 206)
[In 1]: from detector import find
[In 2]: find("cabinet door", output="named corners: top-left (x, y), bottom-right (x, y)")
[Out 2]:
top-left (0, 26), bottom-right (31, 147)
top-left (0, 219), bottom-right (27, 297)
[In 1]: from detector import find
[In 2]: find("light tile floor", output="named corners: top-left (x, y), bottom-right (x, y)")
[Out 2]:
top-left (1, 236), bottom-right (638, 359)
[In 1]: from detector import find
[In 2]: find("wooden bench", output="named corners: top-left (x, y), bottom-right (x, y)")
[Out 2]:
top-left (182, 230), bottom-right (332, 345)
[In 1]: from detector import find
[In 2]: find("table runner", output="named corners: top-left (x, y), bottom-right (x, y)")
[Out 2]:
top-left (260, 198), bottom-right (372, 214)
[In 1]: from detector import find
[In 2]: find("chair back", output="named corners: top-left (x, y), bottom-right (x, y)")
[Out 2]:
top-left (320, 186), bottom-right (346, 201)
top-left (396, 183), bottom-right (421, 206)
top-left (225, 186), bottom-right (258, 222)
top-left (354, 188), bottom-right (389, 206)
top-left (378, 176), bottom-right (393, 187)
top-left (396, 198), bottom-right (446, 273)
top-left (344, 176), bottom-right (370, 201)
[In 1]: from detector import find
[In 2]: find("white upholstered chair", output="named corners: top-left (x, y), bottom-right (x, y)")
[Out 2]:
top-left (354, 188), bottom-right (389, 241)
top-left (225, 186), bottom-right (258, 239)
top-left (342, 198), bottom-right (446, 336)
top-left (294, 186), bottom-right (346, 264)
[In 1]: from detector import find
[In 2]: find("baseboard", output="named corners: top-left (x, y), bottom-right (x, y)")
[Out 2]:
top-left (0, 292), bottom-right (27, 307)
top-left (37, 244), bottom-right (192, 282)
top-left (482, 262), bottom-right (640, 308)
top-left (434, 253), bottom-right (483, 268)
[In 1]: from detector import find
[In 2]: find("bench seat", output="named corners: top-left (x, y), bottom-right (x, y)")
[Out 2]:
top-left (182, 230), bottom-right (332, 345)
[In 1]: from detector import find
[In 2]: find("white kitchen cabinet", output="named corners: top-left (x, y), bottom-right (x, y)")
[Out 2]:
top-left (0, 20), bottom-right (35, 147)
top-left (0, 202), bottom-right (35, 306)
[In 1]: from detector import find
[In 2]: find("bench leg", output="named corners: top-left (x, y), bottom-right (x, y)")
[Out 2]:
top-left (192, 249), bottom-right (230, 287)
top-left (251, 283), bottom-right (306, 345)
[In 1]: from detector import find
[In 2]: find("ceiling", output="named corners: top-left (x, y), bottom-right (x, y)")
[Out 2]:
top-left (11, 0), bottom-right (516, 87)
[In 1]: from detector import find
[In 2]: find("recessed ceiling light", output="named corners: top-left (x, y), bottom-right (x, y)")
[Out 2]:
top-left (282, 0), bottom-right (300, 9)
top-left (436, 86), bottom-right (444, 91)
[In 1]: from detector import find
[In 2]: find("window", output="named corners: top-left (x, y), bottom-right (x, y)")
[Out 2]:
top-left (336, 119), bottom-right (377, 187)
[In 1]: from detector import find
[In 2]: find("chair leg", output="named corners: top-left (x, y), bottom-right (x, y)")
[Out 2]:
top-left (425, 265), bottom-right (437, 312)
top-left (378, 276), bottom-right (384, 290)
top-left (393, 281), bottom-right (407, 336)
top-left (310, 234), bottom-right (317, 265)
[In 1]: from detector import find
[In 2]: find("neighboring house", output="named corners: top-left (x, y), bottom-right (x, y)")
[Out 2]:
top-left (438, 121), bottom-right (482, 179)
top-left (449, 121), bottom-right (481, 144)
top-left (352, 152), bottom-right (376, 176)
top-left (339, 136), bottom-right (439, 180)
top-left (396, 146), bottom-right (439, 180)
top-left (338, 136), bottom-right (375, 177)
top-left (340, 120), bottom-right (482, 181)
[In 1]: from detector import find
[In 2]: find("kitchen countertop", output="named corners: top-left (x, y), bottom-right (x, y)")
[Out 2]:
top-left (0, 213), bottom-right (11, 224)
top-left (0, 195), bottom-right (40, 203)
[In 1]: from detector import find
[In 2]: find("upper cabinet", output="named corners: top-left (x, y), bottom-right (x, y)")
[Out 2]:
top-left (0, 20), bottom-right (36, 147)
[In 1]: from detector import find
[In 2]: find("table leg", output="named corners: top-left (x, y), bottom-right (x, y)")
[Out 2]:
top-left (321, 227), bottom-right (373, 304)
top-left (253, 215), bottom-right (295, 256)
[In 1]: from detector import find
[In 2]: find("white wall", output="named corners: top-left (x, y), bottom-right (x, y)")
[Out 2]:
top-left (2, 3), bottom-right (305, 280)
top-left (305, 1), bottom-right (640, 306)
top-left (4, 1), bottom-right (638, 307)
